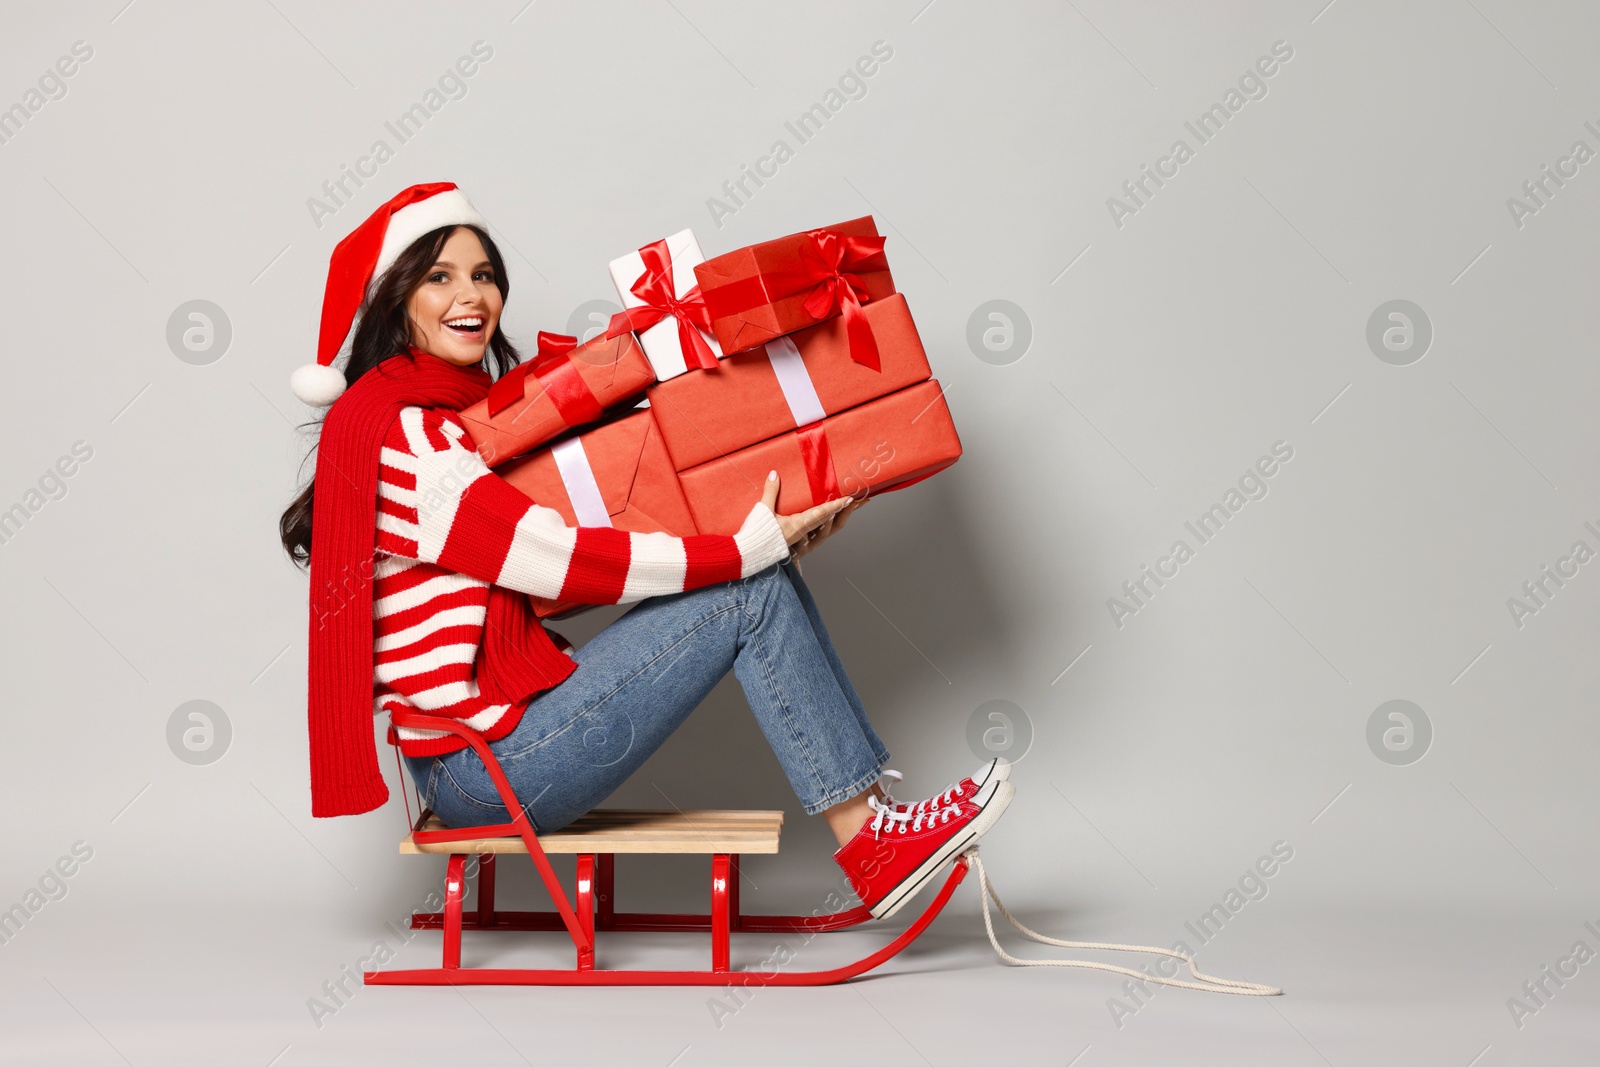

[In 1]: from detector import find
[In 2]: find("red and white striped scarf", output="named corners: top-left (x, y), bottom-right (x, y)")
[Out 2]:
top-left (306, 347), bottom-right (575, 818)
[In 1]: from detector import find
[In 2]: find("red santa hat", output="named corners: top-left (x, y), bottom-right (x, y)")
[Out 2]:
top-left (291, 181), bottom-right (489, 406)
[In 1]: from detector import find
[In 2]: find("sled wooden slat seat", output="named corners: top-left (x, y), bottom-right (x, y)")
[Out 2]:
top-left (400, 808), bottom-right (784, 855)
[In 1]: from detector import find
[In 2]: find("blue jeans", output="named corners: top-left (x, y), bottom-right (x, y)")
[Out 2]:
top-left (403, 559), bottom-right (891, 833)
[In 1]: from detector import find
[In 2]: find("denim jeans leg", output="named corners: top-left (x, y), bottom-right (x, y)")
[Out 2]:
top-left (731, 564), bottom-right (890, 814)
top-left (779, 558), bottom-right (890, 766)
top-left (405, 563), bottom-right (888, 831)
top-left (402, 752), bottom-right (439, 812)
top-left (419, 583), bottom-right (749, 833)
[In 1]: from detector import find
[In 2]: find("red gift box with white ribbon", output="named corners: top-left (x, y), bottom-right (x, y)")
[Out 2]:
top-left (647, 293), bottom-right (932, 472)
top-left (677, 380), bottom-right (961, 536)
top-left (693, 216), bottom-right (896, 367)
top-left (458, 330), bottom-right (655, 468)
top-left (499, 407), bottom-right (697, 619)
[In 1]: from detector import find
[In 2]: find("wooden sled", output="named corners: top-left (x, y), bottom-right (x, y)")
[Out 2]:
top-left (365, 709), bottom-right (968, 986)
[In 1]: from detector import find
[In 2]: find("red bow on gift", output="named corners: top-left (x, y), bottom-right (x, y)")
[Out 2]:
top-left (796, 423), bottom-right (841, 503)
top-left (786, 229), bottom-right (889, 372)
top-left (604, 239), bottom-right (719, 372)
top-left (794, 420), bottom-right (942, 506)
top-left (484, 330), bottom-right (604, 425)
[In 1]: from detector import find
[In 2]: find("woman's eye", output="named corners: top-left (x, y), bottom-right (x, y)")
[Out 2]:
top-left (428, 271), bottom-right (448, 283)
top-left (475, 271), bottom-right (494, 282)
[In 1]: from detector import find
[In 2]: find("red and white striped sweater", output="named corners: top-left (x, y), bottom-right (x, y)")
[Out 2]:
top-left (372, 405), bottom-right (790, 756)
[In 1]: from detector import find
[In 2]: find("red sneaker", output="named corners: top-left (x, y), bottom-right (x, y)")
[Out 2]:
top-left (878, 758), bottom-right (1011, 816)
top-left (834, 777), bottom-right (1014, 920)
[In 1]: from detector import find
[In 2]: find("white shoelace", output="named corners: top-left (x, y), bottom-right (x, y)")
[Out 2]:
top-left (878, 768), bottom-right (967, 816)
top-left (866, 793), bottom-right (963, 836)
top-left (964, 848), bottom-right (1282, 996)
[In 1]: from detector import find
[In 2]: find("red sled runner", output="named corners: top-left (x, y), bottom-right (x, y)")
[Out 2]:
top-left (365, 709), bottom-right (969, 987)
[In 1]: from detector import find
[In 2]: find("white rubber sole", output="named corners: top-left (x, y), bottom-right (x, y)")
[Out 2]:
top-left (974, 757), bottom-right (1012, 790)
top-left (870, 779), bottom-right (1015, 921)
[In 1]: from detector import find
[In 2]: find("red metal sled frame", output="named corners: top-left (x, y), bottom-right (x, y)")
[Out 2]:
top-left (366, 709), bottom-right (967, 986)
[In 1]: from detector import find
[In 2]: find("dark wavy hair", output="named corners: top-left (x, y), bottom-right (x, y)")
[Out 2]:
top-left (277, 223), bottom-right (522, 566)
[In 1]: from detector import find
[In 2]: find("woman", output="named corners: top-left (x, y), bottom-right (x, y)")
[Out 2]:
top-left (280, 183), bottom-right (1012, 920)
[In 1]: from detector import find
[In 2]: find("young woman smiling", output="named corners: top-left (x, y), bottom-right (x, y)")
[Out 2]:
top-left (280, 184), bottom-right (1012, 919)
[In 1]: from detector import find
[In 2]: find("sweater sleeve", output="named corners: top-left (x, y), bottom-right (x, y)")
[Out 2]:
top-left (375, 406), bottom-right (790, 604)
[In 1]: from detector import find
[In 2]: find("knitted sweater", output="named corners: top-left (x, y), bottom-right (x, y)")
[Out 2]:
top-left (372, 404), bottom-right (790, 756)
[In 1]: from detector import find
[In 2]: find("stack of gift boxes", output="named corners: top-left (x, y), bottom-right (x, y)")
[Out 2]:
top-left (455, 217), bottom-right (962, 619)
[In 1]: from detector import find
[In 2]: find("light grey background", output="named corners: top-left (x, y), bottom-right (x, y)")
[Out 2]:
top-left (1, 1), bottom-right (1596, 1064)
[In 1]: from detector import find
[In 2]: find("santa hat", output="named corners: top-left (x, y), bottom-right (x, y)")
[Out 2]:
top-left (291, 181), bottom-right (489, 406)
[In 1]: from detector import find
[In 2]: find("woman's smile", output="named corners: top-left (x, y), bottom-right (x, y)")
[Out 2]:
top-left (442, 314), bottom-right (485, 340)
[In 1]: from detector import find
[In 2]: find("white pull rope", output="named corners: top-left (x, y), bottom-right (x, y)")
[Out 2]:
top-left (963, 848), bottom-right (1282, 996)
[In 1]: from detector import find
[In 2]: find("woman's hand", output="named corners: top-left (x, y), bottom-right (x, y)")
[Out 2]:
top-left (759, 471), bottom-right (867, 561)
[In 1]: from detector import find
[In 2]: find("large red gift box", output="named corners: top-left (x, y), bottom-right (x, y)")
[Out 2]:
top-left (693, 216), bottom-right (896, 364)
top-left (459, 331), bottom-right (655, 468)
top-left (678, 380), bottom-right (961, 536)
top-left (647, 293), bottom-right (932, 472)
top-left (499, 408), bottom-right (696, 619)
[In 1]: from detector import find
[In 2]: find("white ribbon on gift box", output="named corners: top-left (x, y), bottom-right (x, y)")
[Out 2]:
top-left (764, 336), bottom-right (826, 427)
top-left (551, 437), bottom-right (612, 528)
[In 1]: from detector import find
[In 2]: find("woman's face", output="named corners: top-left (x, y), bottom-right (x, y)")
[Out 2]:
top-left (405, 227), bottom-right (504, 366)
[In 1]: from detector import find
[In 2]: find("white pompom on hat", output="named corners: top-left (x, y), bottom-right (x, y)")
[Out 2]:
top-left (292, 182), bottom-right (489, 406)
